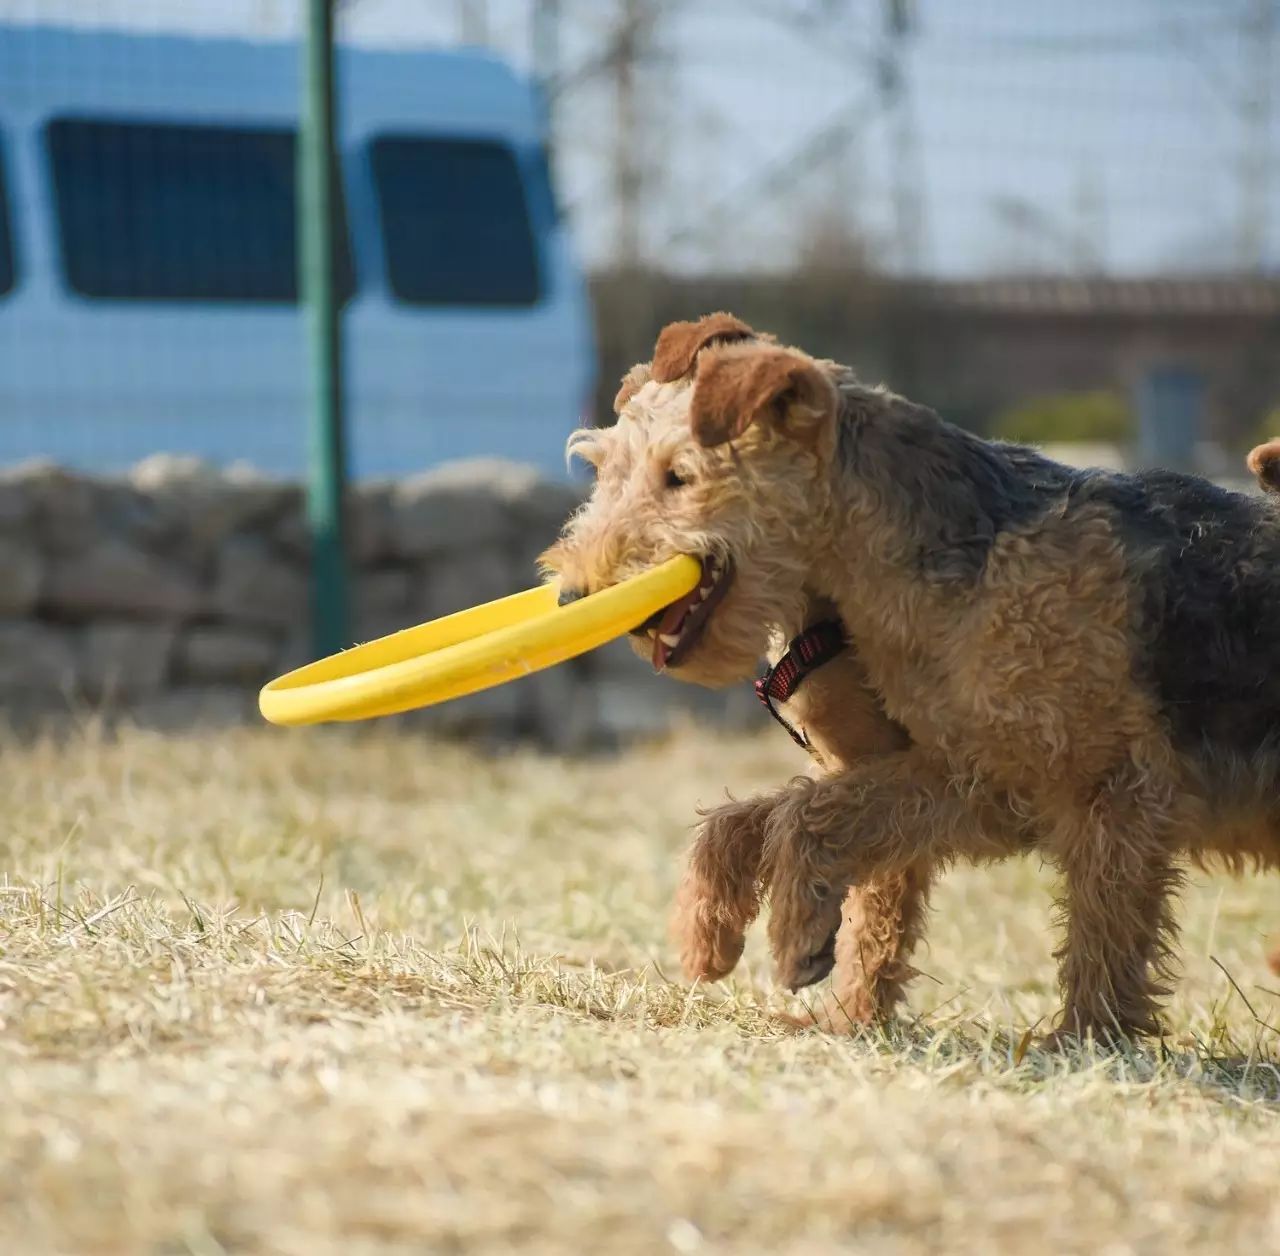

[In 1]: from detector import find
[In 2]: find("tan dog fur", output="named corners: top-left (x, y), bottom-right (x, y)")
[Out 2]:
top-left (544, 314), bottom-right (1280, 1044)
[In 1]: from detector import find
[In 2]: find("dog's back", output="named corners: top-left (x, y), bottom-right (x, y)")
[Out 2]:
top-left (781, 442), bottom-right (1280, 776)
top-left (1070, 466), bottom-right (1280, 760)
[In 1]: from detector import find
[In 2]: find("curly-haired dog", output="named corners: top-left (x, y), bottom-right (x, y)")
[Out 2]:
top-left (543, 313), bottom-right (1280, 1044)
top-left (675, 431), bottom-right (1280, 1031)
top-left (548, 315), bottom-right (1023, 1030)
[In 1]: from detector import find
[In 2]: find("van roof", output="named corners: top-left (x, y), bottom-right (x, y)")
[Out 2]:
top-left (0, 22), bottom-right (546, 142)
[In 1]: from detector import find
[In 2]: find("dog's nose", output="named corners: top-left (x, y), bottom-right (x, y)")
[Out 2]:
top-left (557, 585), bottom-right (587, 607)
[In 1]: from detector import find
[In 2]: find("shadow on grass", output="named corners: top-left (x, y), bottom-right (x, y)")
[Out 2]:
top-left (781, 985), bottom-right (1280, 1101)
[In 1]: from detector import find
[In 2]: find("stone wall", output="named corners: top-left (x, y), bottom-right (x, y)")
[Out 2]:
top-left (0, 456), bottom-right (758, 744)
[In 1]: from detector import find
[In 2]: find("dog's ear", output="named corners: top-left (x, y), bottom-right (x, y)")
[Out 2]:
top-left (1247, 439), bottom-right (1280, 495)
top-left (650, 312), bottom-right (757, 383)
top-left (689, 344), bottom-right (838, 449)
top-left (613, 363), bottom-right (652, 415)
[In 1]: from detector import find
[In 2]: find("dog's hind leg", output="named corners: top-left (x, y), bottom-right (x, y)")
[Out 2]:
top-left (802, 861), bottom-right (935, 1031)
top-left (672, 793), bottom-right (777, 981)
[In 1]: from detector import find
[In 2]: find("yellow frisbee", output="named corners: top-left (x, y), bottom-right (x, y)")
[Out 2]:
top-left (258, 554), bottom-right (701, 726)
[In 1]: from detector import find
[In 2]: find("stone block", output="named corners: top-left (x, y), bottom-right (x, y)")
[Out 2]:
top-left (353, 568), bottom-right (415, 642)
top-left (349, 485), bottom-right (395, 564)
top-left (590, 675), bottom-right (761, 741)
top-left (585, 636), bottom-right (652, 681)
top-left (94, 481), bottom-right (166, 547)
top-left (508, 475), bottom-right (585, 529)
top-left (414, 547), bottom-right (515, 621)
top-left (132, 455), bottom-right (301, 558)
top-left (0, 472), bottom-right (29, 531)
top-left (0, 536), bottom-right (42, 616)
top-left (0, 623), bottom-right (78, 694)
top-left (176, 625), bottom-right (279, 684)
top-left (80, 622), bottom-right (175, 698)
top-left (389, 461), bottom-right (517, 557)
top-left (523, 660), bottom-right (602, 751)
top-left (591, 677), bottom-right (687, 740)
top-left (8, 460), bottom-right (98, 553)
top-left (43, 540), bottom-right (204, 620)
top-left (274, 483), bottom-right (393, 565)
top-left (127, 685), bottom-right (259, 729)
top-left (404, 675), bottom-right (525, 737)
top-left (213, 537), bottom-right (307, 630)
top-left (129, 453), bottom-right (223, 493)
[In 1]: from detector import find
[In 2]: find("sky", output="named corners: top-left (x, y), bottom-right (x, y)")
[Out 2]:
top-left (1, 0), bottom-right (1276, 277)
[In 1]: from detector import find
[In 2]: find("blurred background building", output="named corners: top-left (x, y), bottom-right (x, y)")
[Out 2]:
top-left (2, 0), bottom-right (1278, 470)
top-left (0, 0), bottom-right (1276, 731)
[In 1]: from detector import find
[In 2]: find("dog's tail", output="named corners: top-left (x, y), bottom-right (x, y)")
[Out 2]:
top-left (1247, 438), bottom-right (1280, 495)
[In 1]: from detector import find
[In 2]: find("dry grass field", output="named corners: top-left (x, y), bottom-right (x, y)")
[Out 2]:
top-left (3, 719), bottom-right (1280, 1254)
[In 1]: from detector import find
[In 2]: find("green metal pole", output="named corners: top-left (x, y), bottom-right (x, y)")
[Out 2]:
top-left (300, 0), bottom-right (348, 657)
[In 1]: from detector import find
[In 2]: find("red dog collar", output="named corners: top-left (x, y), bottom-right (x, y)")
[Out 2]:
top-left (754, 620), bottom-right (847, 750)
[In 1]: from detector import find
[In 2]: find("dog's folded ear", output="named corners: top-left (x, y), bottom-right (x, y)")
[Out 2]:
top-left (650, 312), bottom-right (757, 384)
top-left (1247, 439), bottom-right (1280, 495)
top-left (689, 343), bottom-right (838, 449)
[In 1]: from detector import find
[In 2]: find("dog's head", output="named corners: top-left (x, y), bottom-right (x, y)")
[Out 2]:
top-left (541, 313), bottom-right (843, 687)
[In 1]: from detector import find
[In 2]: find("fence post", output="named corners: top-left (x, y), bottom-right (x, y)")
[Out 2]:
top-left (299, 0), bottom-right (348, 658)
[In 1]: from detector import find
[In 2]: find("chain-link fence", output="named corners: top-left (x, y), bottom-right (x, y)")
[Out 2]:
top-left (1, 0), bottom-right (1277, 476)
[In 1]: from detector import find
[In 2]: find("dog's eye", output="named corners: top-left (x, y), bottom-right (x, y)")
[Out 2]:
top-left (664, 467), bottom-right (689, 490)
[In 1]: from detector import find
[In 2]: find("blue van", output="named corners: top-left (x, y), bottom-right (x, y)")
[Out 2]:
top-left (0, 24), bottom-right (595, 478)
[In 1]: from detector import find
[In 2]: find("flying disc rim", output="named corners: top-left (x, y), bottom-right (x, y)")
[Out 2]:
top-left (258, 554), bottom-right (701, 726)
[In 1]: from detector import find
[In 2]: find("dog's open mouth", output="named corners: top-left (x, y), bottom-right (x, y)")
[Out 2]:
top-left (635, 554), bottom-right (735, 672)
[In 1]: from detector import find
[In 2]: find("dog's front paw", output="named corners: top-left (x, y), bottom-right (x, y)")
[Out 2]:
top-left (677, 913), bottom-right (747, 983)
top-left (780, 926), bottom-right (837, 991)
top-left (671, 794), bottom-right (774, 983)
top-left (768, 884), bottom-right (843, 993)
top-left (670, 869), bottom-right (748, 982)
top-left (756, 780), bottom-right (850, 994)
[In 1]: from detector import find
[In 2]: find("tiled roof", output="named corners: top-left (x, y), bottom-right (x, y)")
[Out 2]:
top-left (908, 276), bottom-right (1280, 316)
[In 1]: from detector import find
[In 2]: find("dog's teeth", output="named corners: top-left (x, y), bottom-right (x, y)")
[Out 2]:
top-left (698, 585), bottom-right (711, 599)
top-left (659, 632), bottom-right (681, 647)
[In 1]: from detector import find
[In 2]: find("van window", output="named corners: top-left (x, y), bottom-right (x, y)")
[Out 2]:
top-left (371, 135), bottom-right (540, 307)
top-left (0, 138), bottom-right (14, 296)
top-left (46, 117), bottom-right (354, 302)
top-left (527, 146), bottom-right (561, 227)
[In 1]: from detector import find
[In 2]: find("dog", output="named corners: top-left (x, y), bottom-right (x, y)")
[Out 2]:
top-left (543, 312), bottom-right (1280, 1044)
top-left (668, 430), bottom-right (1280, 1031)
